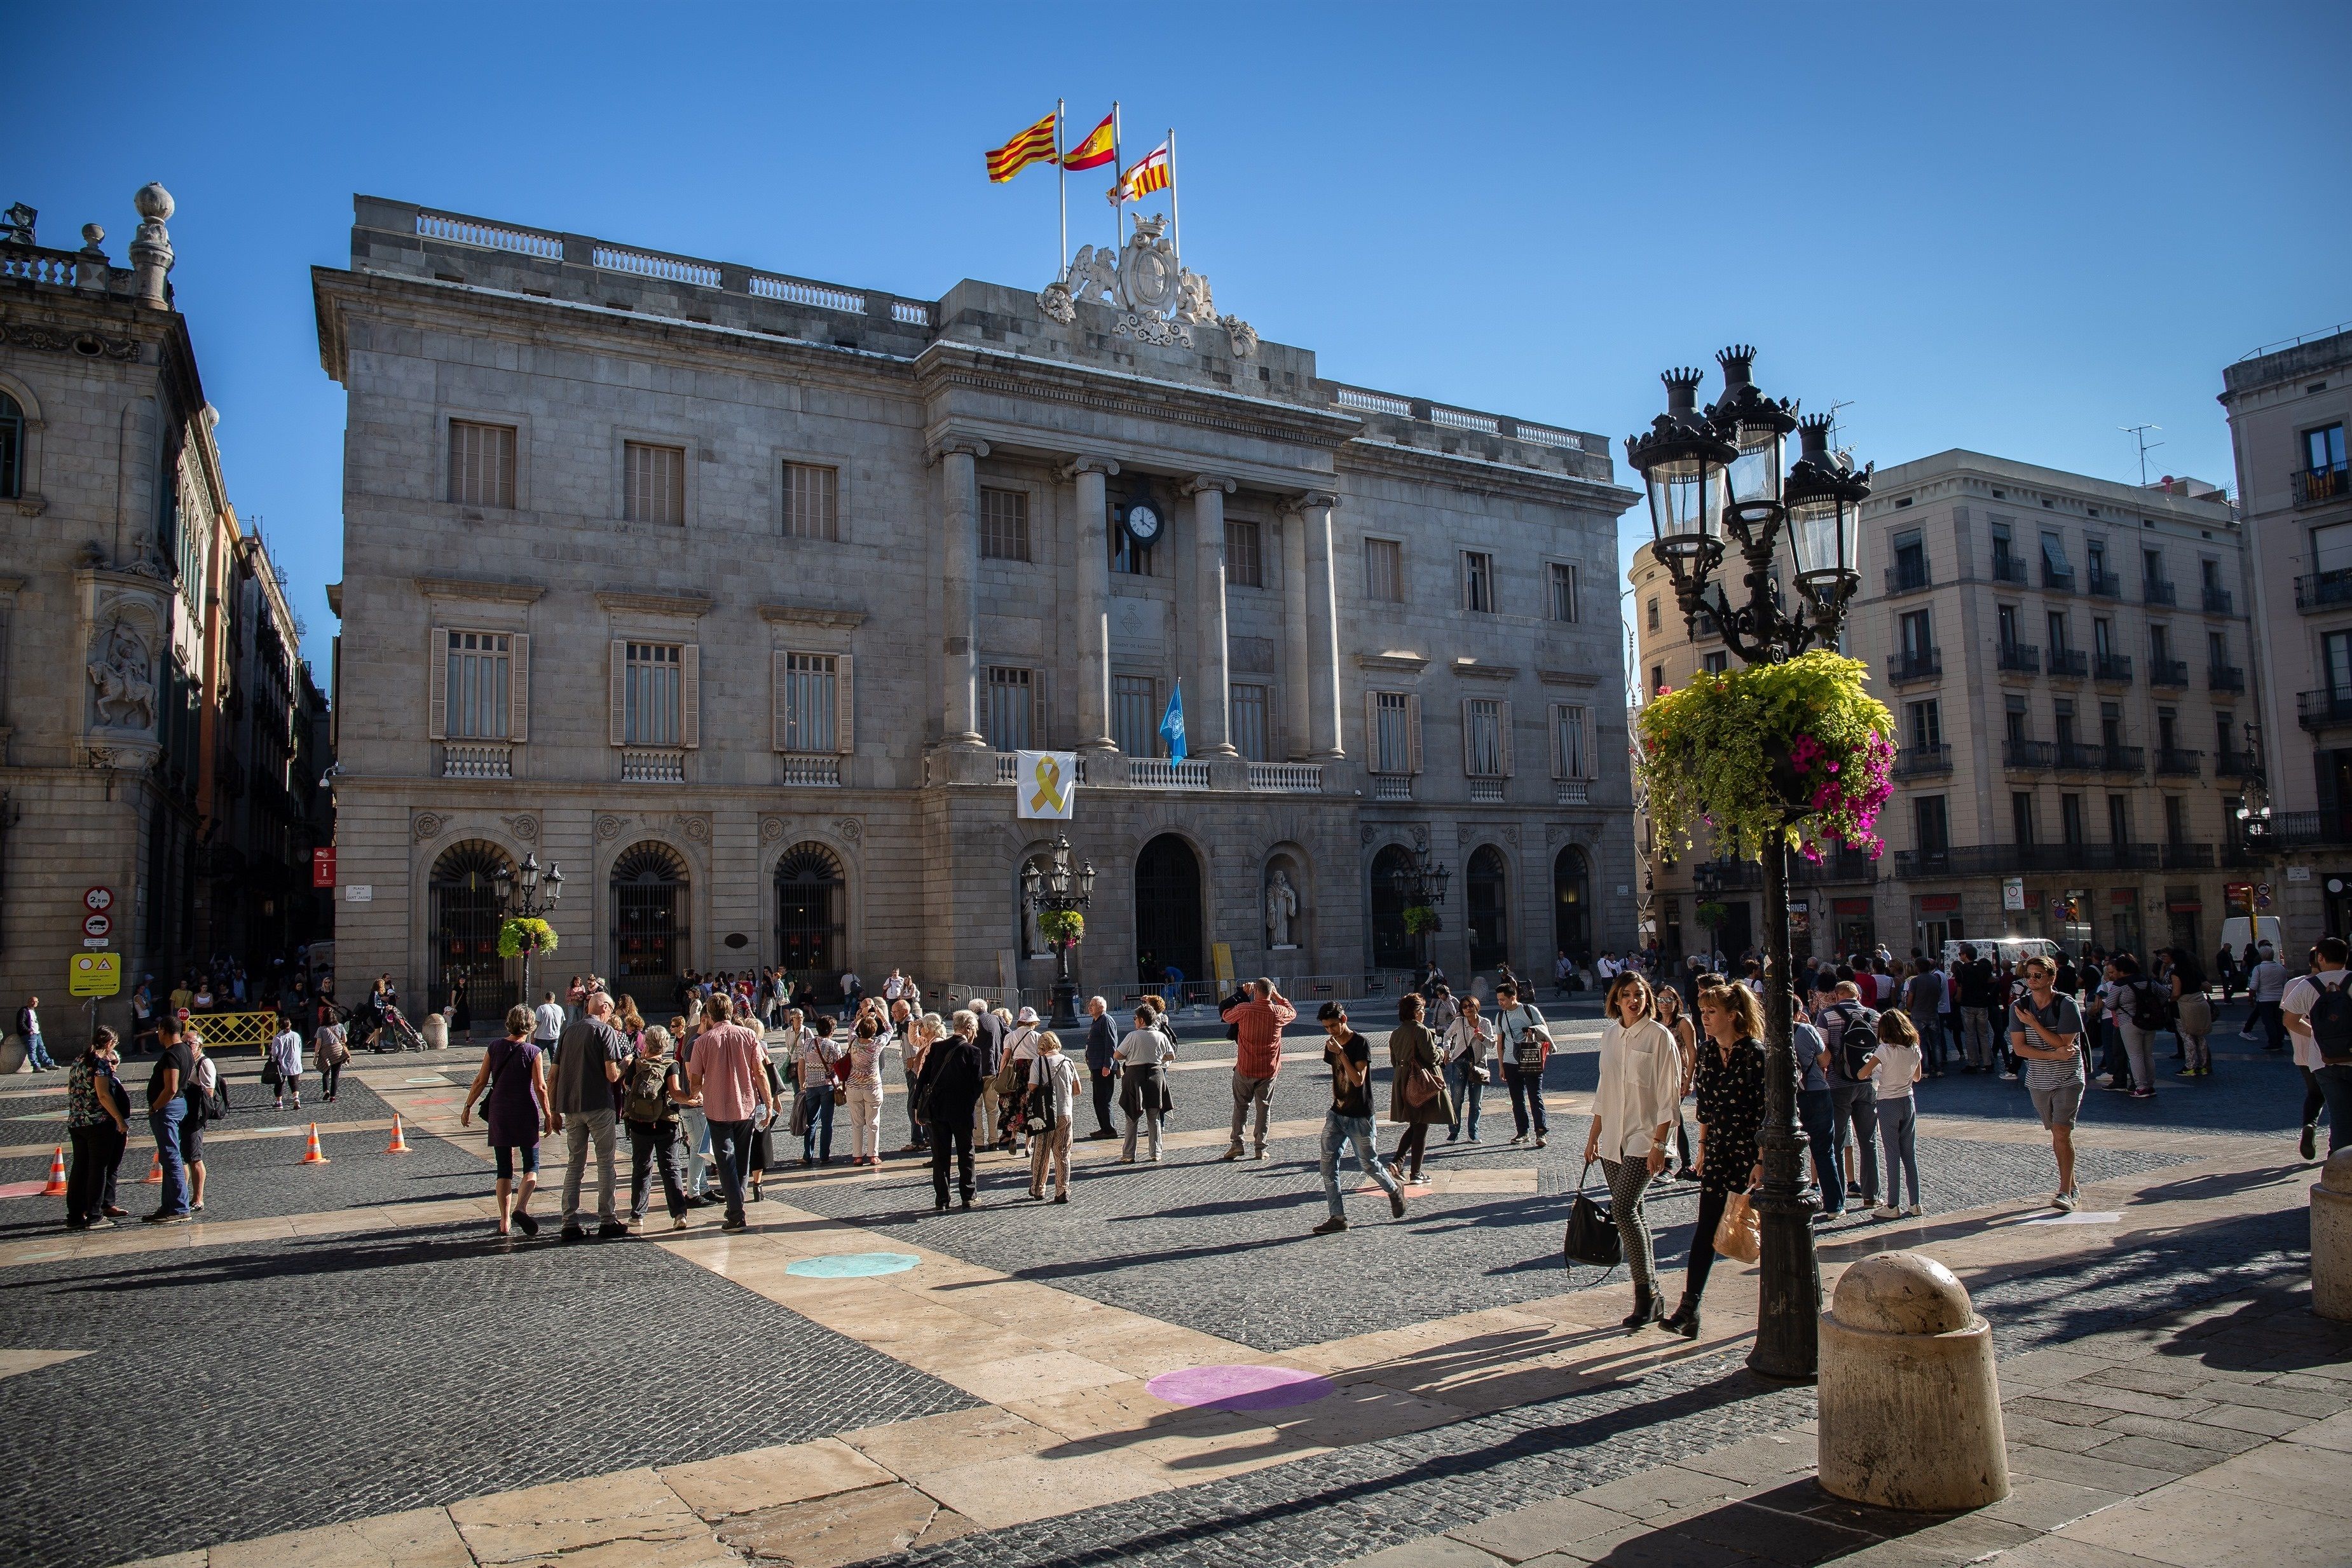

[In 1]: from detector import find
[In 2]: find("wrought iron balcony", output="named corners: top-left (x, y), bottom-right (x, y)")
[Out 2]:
top-left (2055, 741), bottom-right (2142, 774)
top-left (2093, 653), bottom-right (2133, 683)
top-left (2202, 584), bottom-right (2234, 615)
top-left (2294, 461), bottom-right (2351, 508)
top-left (1896, 842), bottom-right (2178, 878)
top-left (2208, 664), bottom-right (2246, 693)
top-left (1884, 562), bottom-right (1933, 597)
top-left (2154, 747), bottom-right (2203, 777)
top-left (2002, 739), bottom-right (2055, 770)
top-left (2149, 658), bottom-right (2189, 688)
top-left (2047, 648), bottom-right (2088, 680)
top-left (2295, 573), bottom-right (2352, 613)
top-left (2299, 689), bottom-right (2352, 731)
top-left (2216, 749), bottom-right (2256, 777)
top-left (1991, 554), bottom-right (2027, 585)
top-left (1888, 649), bottom-right (1942, 684)
top-left (2087, 568), bottom-right (2124, 598)
top-left (2161, 842), bottom-right (2216, 869)
top-left (1894, 742), bottom-right (1953, 778)
top-left (2240, 809), bottom-right (2352, 850)
top-left (1997, 641), bottom-right (2041, 674)
top-left (2042, 562), bottom-right (2076, 593)
top-left (2143, 577), bottom-right (2177, 607)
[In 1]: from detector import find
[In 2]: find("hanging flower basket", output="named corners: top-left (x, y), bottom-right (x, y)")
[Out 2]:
top-left (1636, 650), bottom-right (1894, 862)
top-left (496, 917), bottom-right (557, 960)
top-left (1038, 909), bottom-right (1085, 948)
top-left (1402, 904), bottom-right (1441, 936)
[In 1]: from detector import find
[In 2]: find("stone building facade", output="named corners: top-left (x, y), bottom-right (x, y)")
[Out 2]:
top-left (313, 196), bottom-right (1638, 1014)
top-left (0, 186), bottom-right (328, 1041)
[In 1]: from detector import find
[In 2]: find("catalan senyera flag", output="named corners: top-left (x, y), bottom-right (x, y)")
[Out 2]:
top-left (985, 109), bottom-right (1060, 184)
top-left (1061, 110), bottom-right (1116, 171)
top-left (1109, 140), bottom-right (1170, 205)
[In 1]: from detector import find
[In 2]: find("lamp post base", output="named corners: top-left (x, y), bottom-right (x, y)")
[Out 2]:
top-left (1050, 944), bottom-right (1081, 1030)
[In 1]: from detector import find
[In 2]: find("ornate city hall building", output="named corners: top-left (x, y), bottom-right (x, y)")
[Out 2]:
top-left (313, 196), bottom-right (1636, 1012)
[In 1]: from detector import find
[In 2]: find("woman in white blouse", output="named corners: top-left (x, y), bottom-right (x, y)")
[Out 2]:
top-left (1582, 971), bottom-right (1686, 1331)
top-left (1442, 994), bottom-right (1496, 1144)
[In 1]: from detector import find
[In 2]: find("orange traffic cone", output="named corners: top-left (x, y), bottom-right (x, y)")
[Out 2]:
top-left (385, 1115), bottom-right (413, 1154)
top-left (41, 1147), bottom-right (67, 1197)
top-left (300, 1123), bottom-right (331, 1164)
top-left (139, 1150), bottom-right (162, 1184)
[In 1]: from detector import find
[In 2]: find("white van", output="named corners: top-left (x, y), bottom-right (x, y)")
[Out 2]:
top-left (1941, 936), bottom-right (2061, 970)
top-left (2219, 915), bottom-right (2282, 958)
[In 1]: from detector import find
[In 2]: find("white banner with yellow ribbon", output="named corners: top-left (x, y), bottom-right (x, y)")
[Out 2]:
top-left (1015, 751), bottom-right (1079, 819)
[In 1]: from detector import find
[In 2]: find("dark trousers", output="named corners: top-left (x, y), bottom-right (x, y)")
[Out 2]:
top-left (318, 1062), bottom-right (343, 1099)
top-left (904, 1064), bottom-right (929, 1147)
top-left (1395, 1122), bottom-right (1433, 1174)
top-left (930, 1107), bottom-right (976, 1205)
top-left (798, 1086), bottom-right (835, 1162)
top-left (1502, 1060), bottom-right (1549, 1136)
top-left (706, 1117), bottom-right (755, 1224)
top-left (1683, 1186), bottom-right (1730, 1305)
top-left (2318, 1065), bottom-right (2352, 1156)
top-left (627, 1119), bottom-right (689, 1220)
top-left (1830, 1085), bottom-right (1878, 1203)
top-left (1090, 1070), bottom-right (1118, 1135)
top-left (2305, 1067), bottom-right (2327, 1129)
top-left (1798, 1087), bottom-right (1839, 1211)
top-left (2255, 1001), bottom-right (2288, 1053)
top-left (67, 1123), bottom-right (125, 1222)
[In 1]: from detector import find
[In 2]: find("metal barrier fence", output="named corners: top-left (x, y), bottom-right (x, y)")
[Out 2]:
top-left (181, 1010), bottom-right (279, 1048)
top-left (926, 972), bottom-right (1423, 1019)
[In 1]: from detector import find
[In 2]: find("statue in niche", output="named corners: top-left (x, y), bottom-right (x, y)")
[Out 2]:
top-left (88, 620), bottom-right (156, 731)
top-left (1265, 867), bottom-right (1299, 950)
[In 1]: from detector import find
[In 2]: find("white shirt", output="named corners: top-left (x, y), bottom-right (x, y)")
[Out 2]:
top-left (882, 975), bottom-right (905, 1001)
top-left (1008, 1025), bottom-right (1042, 1065)
top-left (1868, 1040), bottom-right (1923, 1101)
top-left (1115, 1028), bottom-right (1173, 1070)
top-left (2281, 969), bottom-right (2346, 1072)
top-left (269, 1028), bottom-right (304, 1075)
top-left (1442, 1015), bottom-right (1494, 1063)
top-left (1034, 1052), bottom-right (1079, 1122)
top-left (1596, 957), bottom-right (1619, 980)
top-left (1590, 1018), bottom-right (1683, 1161)
top-left (533, 1002), bottom-right (565, 1042)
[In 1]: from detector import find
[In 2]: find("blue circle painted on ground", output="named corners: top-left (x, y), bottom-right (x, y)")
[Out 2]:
top-left (784, 1251), bottom-right (922, 1279)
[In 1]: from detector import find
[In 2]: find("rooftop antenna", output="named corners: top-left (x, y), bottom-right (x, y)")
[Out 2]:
top-left (2121, 423), bottom-right (2164, 487)
top-left (1825, 399), bottom-right (1856, 467)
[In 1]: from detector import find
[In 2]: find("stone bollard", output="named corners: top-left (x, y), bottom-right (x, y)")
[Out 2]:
top-left (1819, 1252), bottom-right (2009, 1510)
top-left (421, 1012), bottom-right (449, 1051)
top-left (2314, 1151), bottom-right (2352, 1322)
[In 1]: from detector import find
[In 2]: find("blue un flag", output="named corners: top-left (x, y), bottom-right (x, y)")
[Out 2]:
top-left (1158, 681), bottom-right (1187, 766)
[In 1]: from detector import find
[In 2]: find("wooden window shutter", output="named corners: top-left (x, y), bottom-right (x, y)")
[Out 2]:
top-left (427, 628), bottom-right (448, 741)
top-left (771, 649), bottom-right (791, 753)
top-left (1460, 698), bottom-right (1476, 775)
top-left (609, 640), bottom-right (627, 747)
top-left (835, 651), bottom-right (856, 754)
top-left (1273, 686), bottom-right (1289, 764)
top-left (1030, 666), bottom-right (1050, 751)
top-left (1500, 700), bottom-right (1515, 777)
top-left (1549, 704), bottom-right (1565, 778)
top-left (1406, 693), bottom-right (1423, 774)
top-left (680, 644), bottom-right (702, 749)
top-left (1362, 691), bottom-right (1380, 773)
top-left (509, 634), bottom-right (531, 742)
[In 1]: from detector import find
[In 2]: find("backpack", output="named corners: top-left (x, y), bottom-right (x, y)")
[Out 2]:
top-left (194, 1056), bottom-right (229, 1122)
top-left (623, 1056), bottom-right (675, 1124)
top-left (2125, 979), bottom-right (2170, 1033)
top-left (1819, 1003), bottom-right (1876, 1083)
top-left (1023, 1063), bottom-right (1062, 1135)
top-left (2310, 977), bottom-right (2352, 1066)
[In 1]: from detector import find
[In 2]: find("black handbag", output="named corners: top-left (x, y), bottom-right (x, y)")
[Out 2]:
top-left (1564, 1159), bottom-right (1622, 1269)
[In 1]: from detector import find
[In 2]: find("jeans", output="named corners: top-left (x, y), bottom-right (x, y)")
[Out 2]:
top-left (1600, 1156), bottom-right (1659, 1296)
top-left (318, 1062), bottom-right (342, 1100)
top-left (627, 1119), bottom-right (688, 1220)
top-left (931, 1107), bottom-right (976, 1204)
top-left (678, 1108), bottom-right (712, 1196)
top-left (1319, 1111), bottom-right (1400, 1218)
top-left (1229, 1071), bottom-right (1275, 1149)
top-left (1876, 1096), bottom-right (1919, 1207)
top-left (2116, 1021), bottom-right (2157, 1094)
top-left (23, 1032), bottom-right (54, 1070)
top-left (1090, 1069), bottom-right (1117, 1136)
top-left (561, 1108), bottom-right (619, 1226)
top-left (1501, 1059), bottom-right (1549, 1137)
top-left (798, 1085), bottom-right (835, 1162)
top-left (846, 1084), bottom-right (882, 1160)
top-left (1915, 1014), bottom-right (1945, 1073)
top-left (1830, 1085), bottom-right (1878, 1204)
top-left (2316, 1065), bottom-right (2352, 1156)
top-left (1798, 1087), bottom-right (1839, 1211)
top-left (67, 1122), bottom-right (125, 1222)
top-left (706, 1117), bottom-right (755, 1224)
top-left (1451, 1058), bottom-right (1485, 1140)
top-left (149, 1099), bottom-right (189, 1215)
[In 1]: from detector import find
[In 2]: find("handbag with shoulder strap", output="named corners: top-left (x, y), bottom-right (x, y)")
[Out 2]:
top-left (1564, 1159), bottom-right (1622, 1269)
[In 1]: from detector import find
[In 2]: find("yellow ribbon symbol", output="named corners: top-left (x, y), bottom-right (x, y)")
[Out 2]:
top-left (1030, 754), bottom-right (1068, 814)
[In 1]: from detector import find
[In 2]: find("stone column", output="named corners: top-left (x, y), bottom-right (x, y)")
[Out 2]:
top-left (1063, 456), bottom-right (1120, 751)
top-left (1281, 517), bottom-right (1311, 761)
top-left (1290, 493), bottom-right (1344, 760)
top-left (1184, 475), bottom-right (1239, 758)
top-left (933, 438), bottom-right (989, 748)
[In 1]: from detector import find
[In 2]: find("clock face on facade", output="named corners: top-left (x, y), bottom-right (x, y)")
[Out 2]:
top-left (1123, 502), bottom-right (1163, 545)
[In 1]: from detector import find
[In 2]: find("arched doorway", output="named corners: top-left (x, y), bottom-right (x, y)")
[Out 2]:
top-left (1369, 845), bottom-right (1416, 971)
top-left (1134, 834), bottom-right (1203, 990)
top-left (610, 843), bottom-right (689, 1000)
top-left (1467, 845), bottom-right (1509, 972)
top-left (1552, 845), bottom-right (1591, 964)
top-left (774, 843), bottom-right (846, 997)
top-left (428, 840), bottom-right (516, 1020)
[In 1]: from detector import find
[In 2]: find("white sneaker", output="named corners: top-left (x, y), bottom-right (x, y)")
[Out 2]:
top-left (1998, 1071), bottom-right (2018, 1081)
top-left (1871, 1204), bottom-right (1901, 1220)
top-left (1903, 1204), bottom-right (1922, 1218)
top-left (2053, 1190), bottom-right (2078, 1212)
top-left (2093, 1073), bottom-right (2114, 1087)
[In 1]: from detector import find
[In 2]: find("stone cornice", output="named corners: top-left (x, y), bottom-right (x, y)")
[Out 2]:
top-left (1538, 667), bottom-right (1603, 688)
top-left (758, 602), bottom-right (867, 629)
top-left (1451, 658), bottom-right (1519, 681)
top-left (595, 590), bottom-right (713, 619)
top-left (414, 573), bottom-right (545, 605)
top-left (1340, 435), bottom-right (1638, 513)
top-left (1356, 651), bottom-right (1429, 674)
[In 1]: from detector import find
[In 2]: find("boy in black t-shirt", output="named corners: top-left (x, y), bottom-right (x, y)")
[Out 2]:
top-left (1311, 1003), bottom-right (1404, 1234)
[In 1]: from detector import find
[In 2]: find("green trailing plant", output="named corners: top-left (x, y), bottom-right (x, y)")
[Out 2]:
top-left (496, 916), bottom-right (557, 959)
top-left (1402, 904), bottom-right (1440, 936)
top-left (1037, 909), bottom-right (1085, 948)
top-left (1636, 650), bottom-right (1896, 862)
top-left (1695, 901), bottom-right (1729, 933)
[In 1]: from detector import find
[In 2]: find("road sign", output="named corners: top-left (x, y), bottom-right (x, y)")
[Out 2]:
top-left (83, 887), bottom-right (113, 913)
top-left (2002, 877), bottom-right (2025, 911)
top-left (2257, 883), bottom-right (2273, 910)
top-left (312, 847), bottom-right (336, 889)
top-left (82, 913), bottom-right (111, 940)
top-left (69, 953), bottom-right (120, 998)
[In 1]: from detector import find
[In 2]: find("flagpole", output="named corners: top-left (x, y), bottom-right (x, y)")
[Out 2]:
top-left (1112, 100), bottom-right (1125, 249)
top-left (1055, 99), bottom-right (1067, 278)
top-left (1167, 127), bottom-right (1180, 269)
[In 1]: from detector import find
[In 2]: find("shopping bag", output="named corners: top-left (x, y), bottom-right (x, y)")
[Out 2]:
top-left (1714, 1190), bottom-right (1762, 1264)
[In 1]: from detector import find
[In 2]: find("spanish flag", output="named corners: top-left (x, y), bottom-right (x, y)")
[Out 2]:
top-left (1109, 140), bottom-right (1170, 205)
top-left (985, 110), bottom-right (1060, 184)
top-left (1061, 110), bottom-right (1117, 171)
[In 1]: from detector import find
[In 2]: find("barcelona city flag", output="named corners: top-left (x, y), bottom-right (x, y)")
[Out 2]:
top-left (1062, 109), bottom-right (1116, 170)
top-left (985, 109), bottom-right (1059, 183)
top-left (1109, 140), bottom-right (1170, 205)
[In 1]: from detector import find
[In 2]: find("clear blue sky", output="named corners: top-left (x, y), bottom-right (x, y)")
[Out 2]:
top-left (16, 2), bottom-right (2348, 681)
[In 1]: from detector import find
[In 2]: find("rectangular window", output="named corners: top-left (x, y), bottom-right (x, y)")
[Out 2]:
top-left (1224, 519), bottom-right (1263, 587)
top-left (1906, 699), bottom-right (1942, 749)
top-left (624, 442), bottom-right (685, 525)
top-left (2327, 631), bottom-right (2352, 696)
top-left (2108, 793), bottom-right (2133, 845)
top-left (624, 643), bottom-right (682, 745)
top-left (2047, 610), bottom-right (2069, 651)
top-left (449, 421), bottom-right (517, 508)
top-left (1365, 538), bottom-right (1403, 603)
top-left (1113, 674), bottom-right (1157, 756)
top-left (980, 487), bottom-right (1030, 562)
top-left (445, 631), bottom-right (510, 739)
top-left (2165, 796), bottom-right (2189, 845)
top-left (2005, 695), bottom-right (2029, 744)
top-left (2201, 558), bottom-right (2222, 591)
top-left (1914, 795), bottom-right (1950, 854)
top-left (1231, 683), bottom-right (1269, 761)
top-left (1899, 609), bottom-right (1932, 658)
top-left (2309, 423), bottom-right (2347, 474)
top-left (2157, 706), bottom-right (2178, 751)
top-left (783, 462), bottom-right (840, 540)
top-left (1462, 550), bottom-right (1494, 613)
top-left (1702, 651), bottom-right (1728, 675)
top-left (2055, 699), bottom-right (2077, 748)
top-left (985, 666), bottom-right (1034, 750)
top-left (1998, 603), bottom-right (2021, 646)
top-left (1111, 515), bottom-right (1154, 576)
top-left (1892, 529), bottom-right (1926, 584)
top-left (1464, 697), bottom-right (1505, 776)
top-left (2093, 617), bottom-right (2115, 657)
top-left (1650, 664), bottom-right (1665, 698)
top-left (2217, 712), bottom-right (2234, 757)
top-left (1548, 562), bottom-right (1579, 622)
top-left (2012, 791), bottom-right (2037, 846)
top-left (1554, 705), bottom-right (1587, 778)
top-left (2100, 700), bottom-right (2123, 748)
top-left (2041, 531), bottom-right (2068, 570)
top-left (2149, 624), bottom-right (2171, 662)
top-left (1646, 597), bottom-right (1660, 632)
top-left (2061, 793), bottom-right (2086, 845)
top-left (778, 652), bottom-right (837, 753)
top-left (2208, 630), bottom-right (2227, 668)
top-left (1372, 692), bottom-right (1413, 774)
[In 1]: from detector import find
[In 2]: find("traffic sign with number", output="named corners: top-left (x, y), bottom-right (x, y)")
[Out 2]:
top-left (83, 887), bottom-right (113, 913)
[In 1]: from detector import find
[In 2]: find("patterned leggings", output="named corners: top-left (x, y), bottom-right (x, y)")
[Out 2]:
top-left (1599, 1156), bottom-right (1659, 1297)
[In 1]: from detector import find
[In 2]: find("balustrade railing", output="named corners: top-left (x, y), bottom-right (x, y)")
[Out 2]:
top-left (1247, 763), bottom-right (1322, 793)
top-left (442, 743), bottom-right (512, 779)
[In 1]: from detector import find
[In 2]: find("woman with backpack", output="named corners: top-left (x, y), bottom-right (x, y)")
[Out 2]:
top-left (843, 1016), bottom-right (893, 1167)
top-left (460, 1004), bottom-right (554, 1237)
top-left (1493, 981), bottom-right (1552, 1149)
top-left (1026, 1030), bottom-right (1079, 1203)
top-left (622, 1024), bottom-right (695, 1230)
top-left (2109, 953), bottom-right (2166, 1101)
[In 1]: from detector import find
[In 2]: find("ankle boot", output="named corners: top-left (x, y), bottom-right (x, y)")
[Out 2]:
top-left (1620, 1286), bottom-right (1660, 1330)
top-left (1659, 1293), bottom-right (1701, 1339)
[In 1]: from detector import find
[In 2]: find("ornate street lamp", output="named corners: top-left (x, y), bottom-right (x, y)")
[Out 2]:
top-left (493, 851), bottom-right (564, 1009)
top-left (1391, 850), bottom-right (1451, 975)
top-left (2236, 721), bottom-right (2273, 844)
top-left (1025, 835), bottom-right (1095, 1029)
top-left (1624, 346), bottom-right (1873, 1385)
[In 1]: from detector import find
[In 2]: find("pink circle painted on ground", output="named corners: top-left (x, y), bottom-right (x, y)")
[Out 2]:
top-left (1147, 1364), bottom-right (1336, 1412)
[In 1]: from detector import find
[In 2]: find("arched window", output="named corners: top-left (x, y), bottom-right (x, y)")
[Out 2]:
top-left (1369, 845), bottom-right (1416, 972)
top-left (610, 843), bottom-right (689, 997)
top-left (0, 392), bottom-right (22, 500)
top-left (774, 843), bottom-right (845, 995)
top-left (1467, 845), bottom-right (1510, 973)
top-left (428, 841), bottom-right (517, 1018)
top-left (1552, 846), bottom-right (1592, 964)
top-left (1134, 835), bottom-right (1203, 988)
